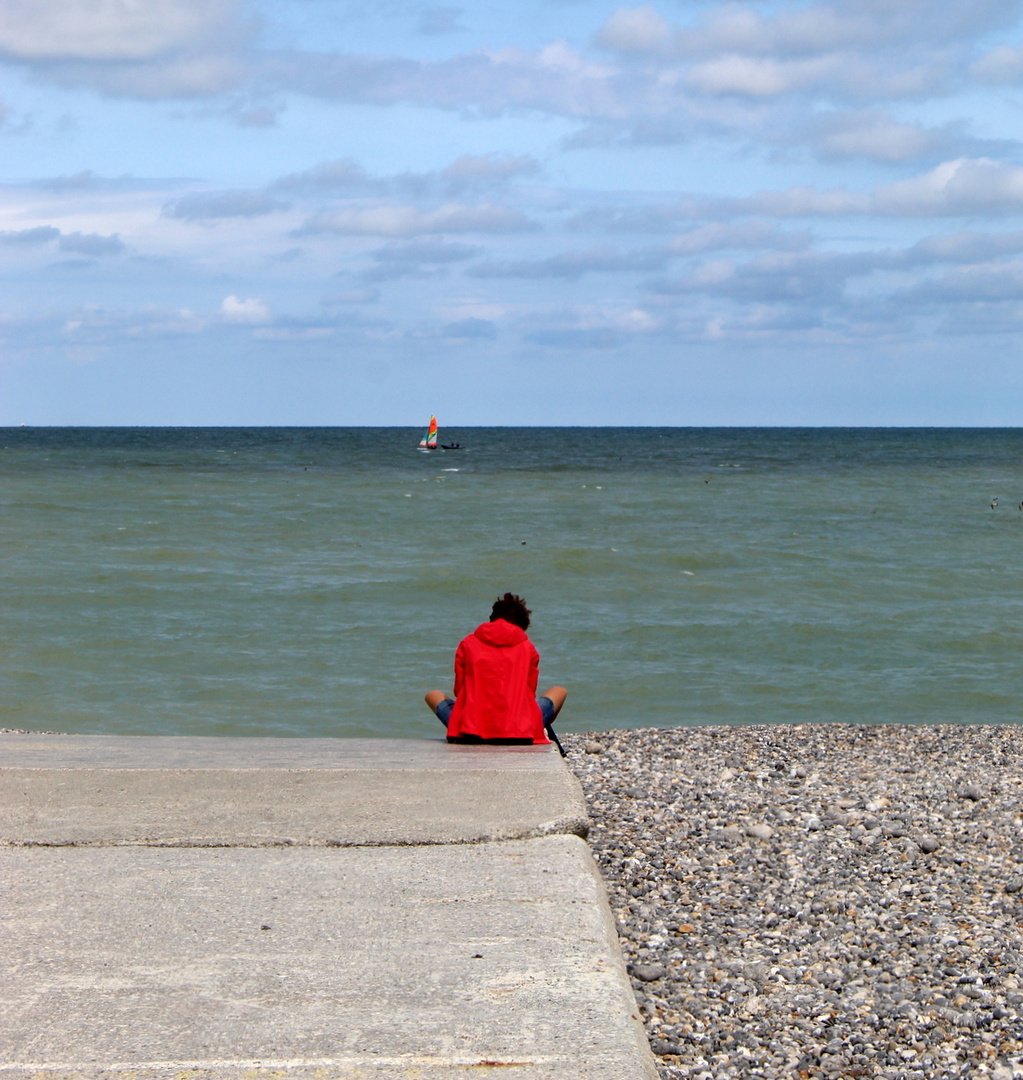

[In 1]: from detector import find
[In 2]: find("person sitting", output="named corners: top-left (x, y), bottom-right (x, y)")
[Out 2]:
top-left (425, 592), bottom-right (566, 746)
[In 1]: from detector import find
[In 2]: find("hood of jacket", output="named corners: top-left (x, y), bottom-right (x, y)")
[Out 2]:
top-left (473, 618), bottom-right (528, 648)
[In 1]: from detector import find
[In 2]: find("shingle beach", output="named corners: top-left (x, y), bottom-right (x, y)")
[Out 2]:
top-left (565, 725), bottom-right (1023, 1080)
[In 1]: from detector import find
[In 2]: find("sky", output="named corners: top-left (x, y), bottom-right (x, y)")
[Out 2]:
top-left (4, 1), bottom-right (1023, 425)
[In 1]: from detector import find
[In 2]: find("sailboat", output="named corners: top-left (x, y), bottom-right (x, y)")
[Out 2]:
top-left (417, 415), bottom-right (439, 451)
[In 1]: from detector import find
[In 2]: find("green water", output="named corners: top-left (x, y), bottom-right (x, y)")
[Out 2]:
top-left (3, 427), bottom-right (1023, 736)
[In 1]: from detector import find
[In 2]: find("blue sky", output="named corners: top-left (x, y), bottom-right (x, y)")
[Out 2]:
top-left (4, 0), bottom-right (1023, 425)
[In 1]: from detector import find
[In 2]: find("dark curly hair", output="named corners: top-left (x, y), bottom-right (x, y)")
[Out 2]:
top-left (490, 592), bottom-right (531, 630)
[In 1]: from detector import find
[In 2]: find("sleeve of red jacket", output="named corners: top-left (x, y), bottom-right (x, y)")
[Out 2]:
top-left (453, 639), bottom-right (466, 699)
top-left (528, 642), bottom-right (539, 695)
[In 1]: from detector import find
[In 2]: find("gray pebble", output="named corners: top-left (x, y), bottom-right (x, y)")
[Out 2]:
top-left (745, 822), bottom-right (774, 840)
top-left (632, 963), bottom-right (666, 982)
top-left (567, 724), bottom-right (1023, 1080)
top-left (584, 740), bottom-right (603, 754)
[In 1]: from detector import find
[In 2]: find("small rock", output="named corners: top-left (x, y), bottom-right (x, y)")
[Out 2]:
top-left (959, 784), bottom-right (983, 801)
top-left (650, 1038), bottom-right (681, 1056)
top-left (918, 835), bottom-right (940, 854)
top-left (584, 740), bottom-right (603, 754)
top-left (1005, 877), bottom-right (1023, 894)
top-left (746, 822), bottom-right (774, 840)
top-left (806, 814), bottom-right (823, 832)
top-left (632, 963), bottom-right (666, 982)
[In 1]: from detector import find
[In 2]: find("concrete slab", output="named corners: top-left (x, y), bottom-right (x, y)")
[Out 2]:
top-left (0, 736), bottom-right (656, 1079)
top-left (0, 737), bottom-right (589, 847)
top-left (0, 836), bottom-right (658, 1080)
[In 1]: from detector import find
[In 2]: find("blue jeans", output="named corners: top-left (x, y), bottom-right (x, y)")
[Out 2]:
top-left (435, 696), bottom-right (556, 732)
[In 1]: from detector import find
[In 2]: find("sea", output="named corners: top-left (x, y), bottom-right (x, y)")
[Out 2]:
top-left (3, 427), bottom-right (1023, 739)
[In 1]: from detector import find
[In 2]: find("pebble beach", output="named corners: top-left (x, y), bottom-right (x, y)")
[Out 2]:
top-left (565, 725), bottom-right (1023, 1080)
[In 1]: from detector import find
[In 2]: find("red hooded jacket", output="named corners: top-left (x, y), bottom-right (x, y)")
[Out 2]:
top-left (446, 619), bottom-right (548, 744)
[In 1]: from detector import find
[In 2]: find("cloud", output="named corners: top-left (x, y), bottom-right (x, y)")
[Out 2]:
top-left (233, 103), bottom-right (280, 128)
top-left (596, 6), bottom-right (672, 54)
top-left (443, 317), bottom-right (496, 339)
top-left (0, 225), bottom-right (61, 244)
top-left (971, 44), bottom-right (1023, 83)
top-left (648, 250), bottom-right (877, 307)
top-left (807, 111), bottom-right (956, 163)
top-left (163, 190), bottom-right (288, 220)
top-left (39, 170), bottom-right (96, 190)
top-left (441, 153), bottom-right (539, 185)
top-left (220, 295), bottom-right (270, 323)
top-left (38, 52), bottom-right (248, 99)
top-left (905, 262), bottom-right (1023, 303)
top-left (608, 0), bottom-right (1023, 59)
top-left (666, 221), bottom-right (811, 254)
top-left (362, 238), bottom-right (481, 281)
top-left (528, 327), bottom-right (623, 349)
top-left (0, 225), bottom-right (122, 255)
top-left (58, 231), bottom-right (124, 255)
top-left (872, 158), bottom-right (1023, 216)
top-left (685, 54), bottom-right (842, 98)
top-left (371, 239), bottom-right (481, 263)
top-left (260, 45), bottom-right (621, 121)
top-left (652, 159), bottom-right (1023, 220)
top-left (322, 288), bottom-right (381, 306)
top-left (470, 244), bottom-right (665, 279)
top-left (272, 158), bottom-right (374, 194)
top-left (0, 0), bottom-right (239, 61)
top-left (300, 203), bottom-right (537, 237)
top-left (417, 6), bottom-right (465, 36)
top-left (904, 230), bottom-right (1023, 264)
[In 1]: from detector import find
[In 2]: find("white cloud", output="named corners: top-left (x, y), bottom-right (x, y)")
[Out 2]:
top-left (667, 221), bottom-right (811, 253)
top-left (0, 225), bottom-right (61, 244)
top-left (42, 52), bottom-right (247, 98)
top-left (971, 45), bottom-right (1023, 82)
top-left (441, 153), bottom-right (539, 184)
top-left (58, 231), bottom-right (123, 255)
top-left (685, 55), bottom-right (837, 97)
top-left (301, 203), bottom-right (537, 237)
top-left (164, 191), bottom-right (288, 221)
top-left (470, 244), bottom-right (665, 279)
top-left (734, 186), bottom-right (870, 216)
top-left (675, 0), bottom-right (1020, 57)
top-left (596, 6), bottom-right (673, 54)
top-left (906, 231), bottom-right (1023, 263)
top-left (272, 158), bottom-right (373, 194)
top-left (0, 0), bottom-right (238, 61)
top-left (809, 111), bottom-right (944, 163)
top-left (417, 6), bottom-right (465, 37)
top-left (220, 295), bottom-right (270, 324)
top-left (907, 262), bottom-right (1023, 303)
top-left (873, 158), bottom-right (1023, 216)
top-left (688, 159), bottom-right (1023, 218)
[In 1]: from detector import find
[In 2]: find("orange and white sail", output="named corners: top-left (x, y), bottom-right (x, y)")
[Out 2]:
top-left (418, 415), bottom-right (439, 450)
